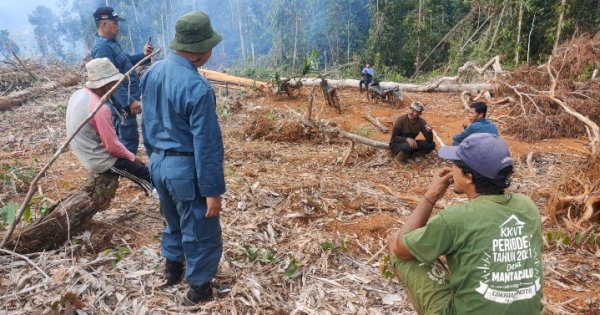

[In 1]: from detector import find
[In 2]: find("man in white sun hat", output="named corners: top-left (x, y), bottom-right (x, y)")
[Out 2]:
top-left (66, 57), bottom-right (151, 193)
top-left (387, 133), bottom-right (543, 314)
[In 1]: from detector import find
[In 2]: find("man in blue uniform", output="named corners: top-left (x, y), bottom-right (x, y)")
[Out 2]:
top-left (140, 11), bottom-right (225, 305)
top-left (92, 6), bottom-right (153, 154)
top-left (452, 101), bottom-right (499, 145)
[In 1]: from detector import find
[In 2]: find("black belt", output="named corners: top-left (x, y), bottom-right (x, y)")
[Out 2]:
top-left (153, 148), bottom-right (194, 156)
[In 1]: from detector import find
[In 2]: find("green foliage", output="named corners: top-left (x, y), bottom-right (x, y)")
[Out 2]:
top-left (284, 253), bottom-right (302, 279)
top-left (0, 160), bottom-right (37, 193)
top-left (236, 244), bottom-right (281, 265)
top-left (0, 194), bottom-right (50, 227)
top-left (320, 238), bottom-right (349, 254)
top-left (381, 255), bottom-right (394, 279)
top-left (104, 246), bottom-right (132, 268)
top-left (350, 126), bottom-right (375, 138)
top-left (266, 110), bottom-right (278, 121)
top-left (0, 202), bottom-right (17, 227)
top-left (217, 99), bottom-right (230, 120)
top-left (243, 244), bottom-right (261, 262)
top-left (546, 229), bottom-right (598, 248)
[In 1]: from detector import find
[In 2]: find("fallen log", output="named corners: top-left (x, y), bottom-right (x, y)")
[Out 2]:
top-left (363, 114), bottom-right (389, 133)
top-left (0, 74), bottom-right (80, 111)
top-left (5, 172), bottom-right (119, 254)
top-left (198, 69), bottom-right (267, 90)
top-left (301, 78), bottom-right (492, 93)
top-left (303, 56), bottom-right (502, 92)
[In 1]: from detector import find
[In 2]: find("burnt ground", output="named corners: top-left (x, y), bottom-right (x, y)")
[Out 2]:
top-left (0, 80), bottom-right (599, 314)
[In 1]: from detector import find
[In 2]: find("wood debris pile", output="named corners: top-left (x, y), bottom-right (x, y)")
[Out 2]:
top-left (498, 32), bottom-right (600, 142)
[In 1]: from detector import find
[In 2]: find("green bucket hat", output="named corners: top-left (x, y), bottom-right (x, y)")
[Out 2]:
top-left (169, 11), bottom-right (223, 53)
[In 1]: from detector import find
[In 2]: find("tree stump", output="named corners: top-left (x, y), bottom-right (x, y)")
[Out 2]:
top-left (5, 172), bottom-right (119, 254)
top-left (320, 78), bottom-right (342, 114)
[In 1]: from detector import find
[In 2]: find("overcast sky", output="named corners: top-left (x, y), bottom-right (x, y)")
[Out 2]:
top-left (0, 0), bottom-right (63, 54)
top-left (0, 0), bottom-right (61, 34)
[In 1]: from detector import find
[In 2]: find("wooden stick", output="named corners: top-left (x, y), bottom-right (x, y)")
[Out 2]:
top-left (0, 49), bottom-right (161, 249)
top-left (341, 141), bottom-right (354, 166)
top-left (0, 248), bottom-right (50, 281)
top-left (363, 114), bottom-right (389, 133)
top-left (5, 44), bottom-right (37, 81)
top-left (305, 86), bottom-right (316, 121)
top-left (432, 130), bottom-right (446, 147)
top-left (373, 183), bottom-right (421, 204)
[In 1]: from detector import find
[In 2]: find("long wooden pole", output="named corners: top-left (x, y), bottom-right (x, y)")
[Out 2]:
top-left (0, 49), bottom-right (161, 249)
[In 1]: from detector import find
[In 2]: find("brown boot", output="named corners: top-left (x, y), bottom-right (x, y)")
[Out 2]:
top-left (393, 151), bottom-right (408, 165)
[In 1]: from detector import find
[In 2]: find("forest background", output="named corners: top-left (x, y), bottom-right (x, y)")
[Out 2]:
top-left (1, 0), bottom-right (599, 81)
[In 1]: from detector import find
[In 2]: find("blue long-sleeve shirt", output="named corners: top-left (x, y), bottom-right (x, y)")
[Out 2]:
top-left (91, 35), bottom-right (144, 111)
top-left (452, 118), bottom-right (499, 145)
top-left (361, 67), bottom-right (374, 77)
top-left (140, 53), bottom-right (225, 197)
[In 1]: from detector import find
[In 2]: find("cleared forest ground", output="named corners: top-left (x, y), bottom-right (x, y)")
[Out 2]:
top-left (0, 73), bottom-right (599, 314)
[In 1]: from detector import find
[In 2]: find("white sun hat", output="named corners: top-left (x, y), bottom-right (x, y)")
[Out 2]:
top-left (85, 57), bottom-right (124, 89)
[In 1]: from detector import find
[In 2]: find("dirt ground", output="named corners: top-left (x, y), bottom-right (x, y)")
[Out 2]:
top-left (0, 80), bottom-right (599, 314)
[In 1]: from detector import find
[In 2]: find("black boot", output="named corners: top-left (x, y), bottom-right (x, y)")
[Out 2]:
top-left (164, 260), bottom-right (184, 286)
top-left (184, 283), bottom-right (213, 305)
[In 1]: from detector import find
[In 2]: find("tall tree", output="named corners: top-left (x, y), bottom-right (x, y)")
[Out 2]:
top-left (28, 5), bottom-right (65, 58)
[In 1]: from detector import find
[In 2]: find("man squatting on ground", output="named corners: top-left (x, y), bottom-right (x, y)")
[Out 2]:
top-left (91, 6), bottom-right (153, 154)
top-left (389, 102), bottom-right (436, 164)
top-left (140, 12), bottom-right (225, 305)
top-left (453, 101), bottom-right (499, 145)
top-left (388, 133), bottom-right (543, 314)
top-left (66, 58), bottom-right (152, 193)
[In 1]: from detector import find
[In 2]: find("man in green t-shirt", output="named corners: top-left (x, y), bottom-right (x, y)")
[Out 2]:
top-left (387, 133), bottom-right (543, 315)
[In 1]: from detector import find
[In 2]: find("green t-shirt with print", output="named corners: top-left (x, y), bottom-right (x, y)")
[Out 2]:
top-left (403, 193), bottom-right (543, 315)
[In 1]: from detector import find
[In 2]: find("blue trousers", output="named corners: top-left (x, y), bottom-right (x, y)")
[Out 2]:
top-left (112, 110), bottom-right (140, 155)
top-left (149, 152), bottom-right (223, 287)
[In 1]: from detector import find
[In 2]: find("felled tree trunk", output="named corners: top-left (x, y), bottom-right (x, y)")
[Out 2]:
top-left (302, 78), bottom-right (492, 92)
top-left (5, 172), bottom-right (119, 254)
top-left (0, 74), bottom-right (80, 111)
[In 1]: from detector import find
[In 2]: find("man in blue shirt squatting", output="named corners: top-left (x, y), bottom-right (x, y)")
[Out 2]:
top-left (387, 133), bottom-right (543, 314)
top-left (140, 12), bottom-right (225, 305)
top-left (92, 6), bottom-right (153, 155)
top-left (452, 101), bottom-right (499, 145)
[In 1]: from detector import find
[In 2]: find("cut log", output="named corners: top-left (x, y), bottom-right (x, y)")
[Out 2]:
top-left (363, 114), bottom-right (389, 133)
top-left (301, 78), bottom-right (492, 92)
top-left (0, 74), bottom-right (80, 111)
top-left (198, 69), bottom-right (267, 90)
top-left (5, 172), bottom-right (119, 254)
top-left (303, 56), bottom-right (502, 92)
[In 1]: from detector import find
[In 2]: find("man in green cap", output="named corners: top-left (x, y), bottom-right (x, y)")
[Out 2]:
top-left (140, 12), bottom-right (225, 305)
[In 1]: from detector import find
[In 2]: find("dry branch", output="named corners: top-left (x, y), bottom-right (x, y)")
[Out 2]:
top-left (294, 110), bottom-right (389, 149)
top-left (341, 141), bottom-right (354, 166)
top-left (546, 57), bottom-right (600, 153)
top-left (363, 114), bottom-right (389, 133)
top-left (0, 49), bottom-right (161, 250)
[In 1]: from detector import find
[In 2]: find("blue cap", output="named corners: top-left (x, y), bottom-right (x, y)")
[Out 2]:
top-left (93, 7), bottom-right (125, 21)
top-left (438, 133), bottom-right (512, 179)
